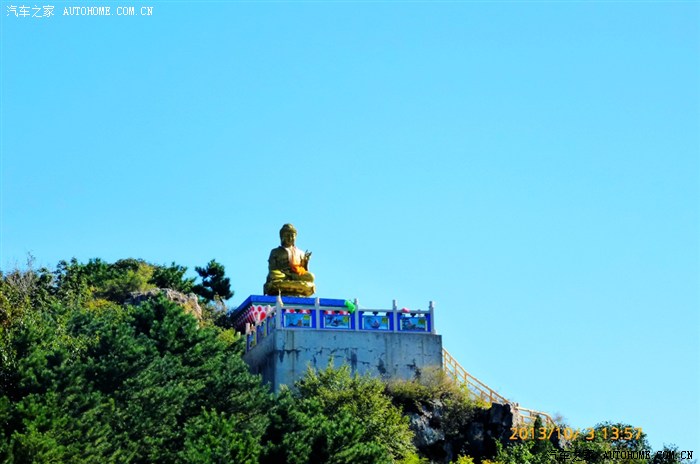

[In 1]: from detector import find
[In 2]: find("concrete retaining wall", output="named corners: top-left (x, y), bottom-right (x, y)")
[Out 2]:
top-left (243, 328), bottom-right (443, 392)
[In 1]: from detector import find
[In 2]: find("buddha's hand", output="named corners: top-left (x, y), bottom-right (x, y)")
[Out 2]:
top-left (269, 270), bottom-right (286, 280)
top-left (303, 251), bottom-right (312, 267)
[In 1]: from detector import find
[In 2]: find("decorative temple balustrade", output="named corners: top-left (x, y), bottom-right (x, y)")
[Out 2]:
top-left (232, 296), bottom-right (435, 353)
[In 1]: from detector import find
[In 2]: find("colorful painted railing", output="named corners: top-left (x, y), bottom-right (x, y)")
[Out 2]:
top-left (232, 296), bottom-right (436, 353)
top-left (442, 349), bottom-right (555, 427)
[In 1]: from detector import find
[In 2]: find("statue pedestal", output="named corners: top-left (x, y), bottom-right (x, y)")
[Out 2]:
top-left (232, 295), bottom-right (442, 392)
top-left (263, 279), bottom-right (315, 297)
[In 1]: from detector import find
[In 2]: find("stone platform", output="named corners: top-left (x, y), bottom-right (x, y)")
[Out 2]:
top-left (231, 295), bottom-right (443, 392)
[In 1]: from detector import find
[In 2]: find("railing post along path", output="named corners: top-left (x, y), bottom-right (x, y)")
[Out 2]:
top-left (441, 349), bottom-right (555, 428)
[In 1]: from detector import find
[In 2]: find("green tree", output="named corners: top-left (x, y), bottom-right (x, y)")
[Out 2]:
top-left (52, 258), bottom-right (102, 305)
top-left (263, 364), bottom-right (415, 464)
top-left (492, 439), bottom-right (555, 464)
top-left (99, 258), bottom-right (156, 301)
top-left (150, 262), bottom-right (195, 293)
top-left (193, 259), bottom-right (233, 302)
top-left (179, 408), bottom-right (263, 464)
top-left (51, 257), bottom-right (154, 304)
top-left (49, 258), bottom-right (199, 305)
top-left (1, 267), bottom-right (269, 464)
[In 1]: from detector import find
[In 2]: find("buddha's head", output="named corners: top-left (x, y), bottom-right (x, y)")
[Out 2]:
top-left (280, 223), bottom-right (297, 247)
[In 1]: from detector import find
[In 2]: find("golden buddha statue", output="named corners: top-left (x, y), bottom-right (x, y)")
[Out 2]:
top-left (264, 224), bottom-right (315, 297)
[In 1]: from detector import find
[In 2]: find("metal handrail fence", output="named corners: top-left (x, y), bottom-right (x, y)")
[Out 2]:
top-left (442, 349), bottom-right (555, 427)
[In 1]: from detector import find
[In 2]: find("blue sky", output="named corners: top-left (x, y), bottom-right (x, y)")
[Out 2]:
top-left (2, 0), bottom-right (698, 452)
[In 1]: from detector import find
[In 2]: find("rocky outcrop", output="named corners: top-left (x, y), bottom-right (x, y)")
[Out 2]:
top-left (405, 400), bottom-right (519, 463)
top-left (127, 288), bottom-right (202, 321)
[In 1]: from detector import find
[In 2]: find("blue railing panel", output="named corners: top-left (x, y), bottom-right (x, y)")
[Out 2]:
top-left (321, 311), bottom-right (355, 330)
top-left (398, 313), bottom-right (431, 333)
top-left (359, 311), bottom-right (393, 331)
top-left (282, 309), bottom-right (315, 328)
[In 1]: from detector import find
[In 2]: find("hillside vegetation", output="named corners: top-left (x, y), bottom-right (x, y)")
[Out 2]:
top-left (0, 258), bottom-right (687, 463)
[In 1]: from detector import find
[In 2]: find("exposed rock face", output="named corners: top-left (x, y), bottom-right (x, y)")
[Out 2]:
top-left (407, 400), bottom-right (451, 462)
top-left (127, 288), bottom-right (202, 321)
top-left (411, 401), bottom-right (446, 448)
top-left (405, 401), bottom-right (519, 463)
